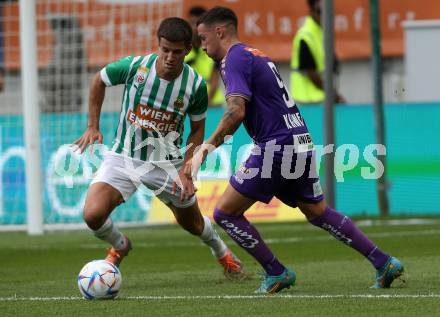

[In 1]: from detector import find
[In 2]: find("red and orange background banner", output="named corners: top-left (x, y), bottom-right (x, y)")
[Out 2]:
top-left (2, 0), bottom-right (440, 69)
top-left (185, 0), bottom-right (440, 60)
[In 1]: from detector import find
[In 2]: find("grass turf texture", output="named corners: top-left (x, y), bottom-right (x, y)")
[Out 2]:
top-left (1, 220), bottom-right (439, 316)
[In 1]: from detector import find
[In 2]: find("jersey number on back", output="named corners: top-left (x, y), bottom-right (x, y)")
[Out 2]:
top-left (268, 62), bottom-right (294, 108)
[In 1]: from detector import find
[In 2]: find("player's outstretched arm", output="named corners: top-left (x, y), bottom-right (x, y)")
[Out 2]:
top-left (185, 118), bottom-right (206, 164)
top-left (184, 96), bottom-right (245, 180)
top-left (174, 118), bottom-right (206, 201)
top-left (206, 95), bottom-right (245, 149)
top-left (74, 72), bottom-right (106, 153)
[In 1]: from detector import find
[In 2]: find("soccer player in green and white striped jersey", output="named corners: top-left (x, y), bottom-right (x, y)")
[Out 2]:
top-left (74, 17), bottom-right (244, 279)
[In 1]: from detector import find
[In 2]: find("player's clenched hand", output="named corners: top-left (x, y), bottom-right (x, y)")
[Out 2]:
top-left (73, 127), bottom-right (103, 153)
top-left (172, 168), bottom-right (196, 202)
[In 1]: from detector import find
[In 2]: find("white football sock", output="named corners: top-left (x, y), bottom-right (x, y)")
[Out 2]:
top-left (93, 218), bottom-right (126, 250)
top-left (199, 215), bottom-right (228, 258)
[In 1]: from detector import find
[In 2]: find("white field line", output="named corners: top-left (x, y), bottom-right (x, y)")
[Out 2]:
top-left (74, 228), bottom-right (440, 248)
top-left (1, 294), bottom-right (440, 301)
top-left (356, 218), bottom-right (440, 227)
top-left (2, 217), bottom-right (440, 233)
top-left (259, 218), bottom-right (440, 233)
top-left (265, 228), bottom-right (440, 244)
top-left (2, 228), bottom-right (440, 250)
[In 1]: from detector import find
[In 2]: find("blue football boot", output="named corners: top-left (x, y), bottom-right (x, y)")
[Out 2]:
top-left (255, 268), bottom-right (296, 294)
top-left (371, 256), bottom-right (404, 289)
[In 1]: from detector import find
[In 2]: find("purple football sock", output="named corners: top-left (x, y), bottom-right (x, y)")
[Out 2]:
top-left (309, 206), bottom-right (390, 269)
top-left (214, 208), bottom-right (285, 276)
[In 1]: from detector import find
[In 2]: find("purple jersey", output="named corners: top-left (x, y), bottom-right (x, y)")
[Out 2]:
top-left (221, 43), bottom-right (311, 148)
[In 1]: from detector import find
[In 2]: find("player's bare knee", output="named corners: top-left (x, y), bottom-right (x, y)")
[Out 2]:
top-left (301, 209), bottom-right (319, 220)
top-left (83, 213), bottom-right (105, 231)
top-left (83, 204), bottom-right (107, 230)
top-left (214, 204), bottom-right (241, 218)
top-left (298, 200), bottom-right (326, 220)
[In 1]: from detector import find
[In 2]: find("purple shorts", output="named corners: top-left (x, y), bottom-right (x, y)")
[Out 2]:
top-left (229, 151), bottom-right (324, 207)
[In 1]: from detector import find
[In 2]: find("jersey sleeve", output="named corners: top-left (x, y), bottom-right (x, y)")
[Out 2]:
top-left (223, 48), bottom-right (252, 100)
top-left (100, 56), bottom-right (135, 86)
top-left (188, 79), bottom-right (208, 121)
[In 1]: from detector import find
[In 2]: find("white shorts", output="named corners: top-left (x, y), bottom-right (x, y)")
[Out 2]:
top-left (91, 152), bottom-right (196, 208)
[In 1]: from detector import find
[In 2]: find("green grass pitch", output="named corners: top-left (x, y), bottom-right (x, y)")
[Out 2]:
top-left (1, 219), bottom-right (440, 316)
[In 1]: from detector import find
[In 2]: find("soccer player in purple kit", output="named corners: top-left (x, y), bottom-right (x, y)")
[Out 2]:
top-left (184, 6), bottom-right (404, 294)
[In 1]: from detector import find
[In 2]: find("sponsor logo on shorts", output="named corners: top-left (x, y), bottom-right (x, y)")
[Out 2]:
top-left (293, 132), bottom-right (314, 153)
top-left (240, 166), bottom-right (250, 174)
top-left (313, 181), bottom-right (323, 197)
top-left (233, 165), bottom-right (253, 184)
top-left (233, 175), bottom-right (244, 184)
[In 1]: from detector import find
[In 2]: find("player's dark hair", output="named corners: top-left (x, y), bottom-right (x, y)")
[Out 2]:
top-left (188, 6), bottom-right (207, 17)
top-left (157, 17), bottom-right (192, 47)
top-left (308, 0), bottom-right (319, 9)
top-left (196, 6), bottom-right (238, 30)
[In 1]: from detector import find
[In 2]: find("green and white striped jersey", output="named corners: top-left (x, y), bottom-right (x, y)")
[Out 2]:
top-left (100, 54), bottom-right (208, 161)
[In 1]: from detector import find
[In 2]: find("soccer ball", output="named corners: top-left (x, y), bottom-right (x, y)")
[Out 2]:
top-left (77, 260), bottom-right (122, 300)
